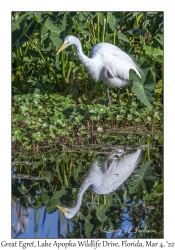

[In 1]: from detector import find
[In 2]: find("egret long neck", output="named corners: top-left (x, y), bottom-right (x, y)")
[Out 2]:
top-left (76, 45), bottom-right (99, 81)
top-left (76, 45), bottom-right (92, 67)
top-left (72, 178), bottom-right (92, 214)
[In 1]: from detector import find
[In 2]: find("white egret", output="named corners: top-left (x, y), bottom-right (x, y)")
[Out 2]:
top-left (56, 35), bottom-right (141, 106)
top-left (57, 148), bottom-right (142, 219)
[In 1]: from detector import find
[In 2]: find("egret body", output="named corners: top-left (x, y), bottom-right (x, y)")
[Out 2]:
top-left (56, 35), bottom-right (141, 106)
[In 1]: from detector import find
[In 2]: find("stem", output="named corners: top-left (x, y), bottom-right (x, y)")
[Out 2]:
top-left (113, 29), bottom-right (116, 45)
top-left (102, 17), bottom-right (106, 42)
top-left (49, 67), bottom-right (62, 91)
top-left (147, 148), bottom-right (151, 161)
top-left (104, 194), bottom-right (106, 205)
top-left (106, 12), bottom-right (108, 35)
top-left (38, 163), bottom-right (45, 176)
top-left (97, 12), bottom-right (100, 43)
top-left (91, 19), bottom-right (96, 44)
top-left (61, 53), bottom-right (66, 92)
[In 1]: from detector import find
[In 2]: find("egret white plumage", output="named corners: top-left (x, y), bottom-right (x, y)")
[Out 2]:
top-left (56, 35), bottom-right (141, 106)
top-left (57, 148), bottom-right (142, 219)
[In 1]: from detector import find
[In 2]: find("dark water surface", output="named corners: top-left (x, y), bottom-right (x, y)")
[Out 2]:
top-left (12, 137), bottom-right (163, 238)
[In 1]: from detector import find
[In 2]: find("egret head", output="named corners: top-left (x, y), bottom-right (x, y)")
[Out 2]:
top-left (56, 205), bottom-right (77, 219)
top-left (56, 36), bottom-right (80, 55)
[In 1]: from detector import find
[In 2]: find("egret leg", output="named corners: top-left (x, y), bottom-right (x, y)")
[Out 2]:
top-left (106, 87), bottom-right (111, 107)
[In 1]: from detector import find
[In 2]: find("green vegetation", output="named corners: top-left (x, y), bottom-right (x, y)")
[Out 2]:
top-left (12, 11), bottom-right (163, 149)
top-left (12, 12), bottom-right (163, 238)
top-left (12, 144), bottom-right (163, 238)
top-left (12, 90), bottom-right (162, 149)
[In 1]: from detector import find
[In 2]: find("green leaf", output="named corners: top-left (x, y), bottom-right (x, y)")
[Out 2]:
top-left (126, 12), bottom-right (141, 20)
top-left (41, 192), bottom-right (50, 205)
top-left (118, 32), bottom-right (129, 43)
top-left (47, 204), bottom-right (57, 214)
top-left (143, 45), bottom-right (163, 63)
top-left (108, 13), bottom-right (118, 31)
top-left (44, 18), bottom-right (62, 47)
top-left (130, 69), bottom-right (156, 109)
top-left (73, 164), bottom-right (84, 182)
top-left (143, 192), bottom-right (162, 201)
top-left (154, 36), bottom-right (163, 46)
top-left (129, 160), bottom-right (155, 194)
top-left (132, 29), bottom-right (147, 35)
top-left (85, 213), bottom-right (93, 238)
top-left (12, 13), bottom-right (28, 32)
top-left (50, 188), bottom-right (67, 205)
top-left (12, 18), bottom-right (34, 46)
top-left (33, 197), bottom-right (42, 209)
top-left (59, 13), bottom-right (68, 32)
top-left (42, 170), bottom-right (52, 180)
top-left (27, 49), bottom-right (40, 58)
top-left (33, 12), bottom-right (44, 23)
top-left (72, 16), bottom-right (91, 36)
top-left (104, 34), bottom-right (113, 43)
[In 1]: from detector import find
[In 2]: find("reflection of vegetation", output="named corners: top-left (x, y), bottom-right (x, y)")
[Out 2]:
top-left (12, 198), bottom-right (30, 238)
top-left (12, 143), bottom-right (163, 238)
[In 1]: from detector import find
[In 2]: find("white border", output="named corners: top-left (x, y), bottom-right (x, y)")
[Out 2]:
top-left (0, 0), bottom-right (174, 247)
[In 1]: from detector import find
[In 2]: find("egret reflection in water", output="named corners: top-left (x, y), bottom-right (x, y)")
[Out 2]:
top-left (57, 148), bottom-right (143, 219)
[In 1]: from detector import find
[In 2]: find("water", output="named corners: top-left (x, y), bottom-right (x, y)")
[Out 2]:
top-left (12, 138), bottom-right (163, 238)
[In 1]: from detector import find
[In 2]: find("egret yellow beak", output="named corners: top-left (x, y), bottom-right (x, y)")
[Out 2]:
top-left (56, 42), bottom-right (69, 55)
top-left (56, 205), bottom-right (69, 214)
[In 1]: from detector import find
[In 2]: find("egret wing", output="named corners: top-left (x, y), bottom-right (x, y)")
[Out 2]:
top-left (90, 42), bottom-right (140, 80)
top-left (93, 149), bottom-right (142, 194)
